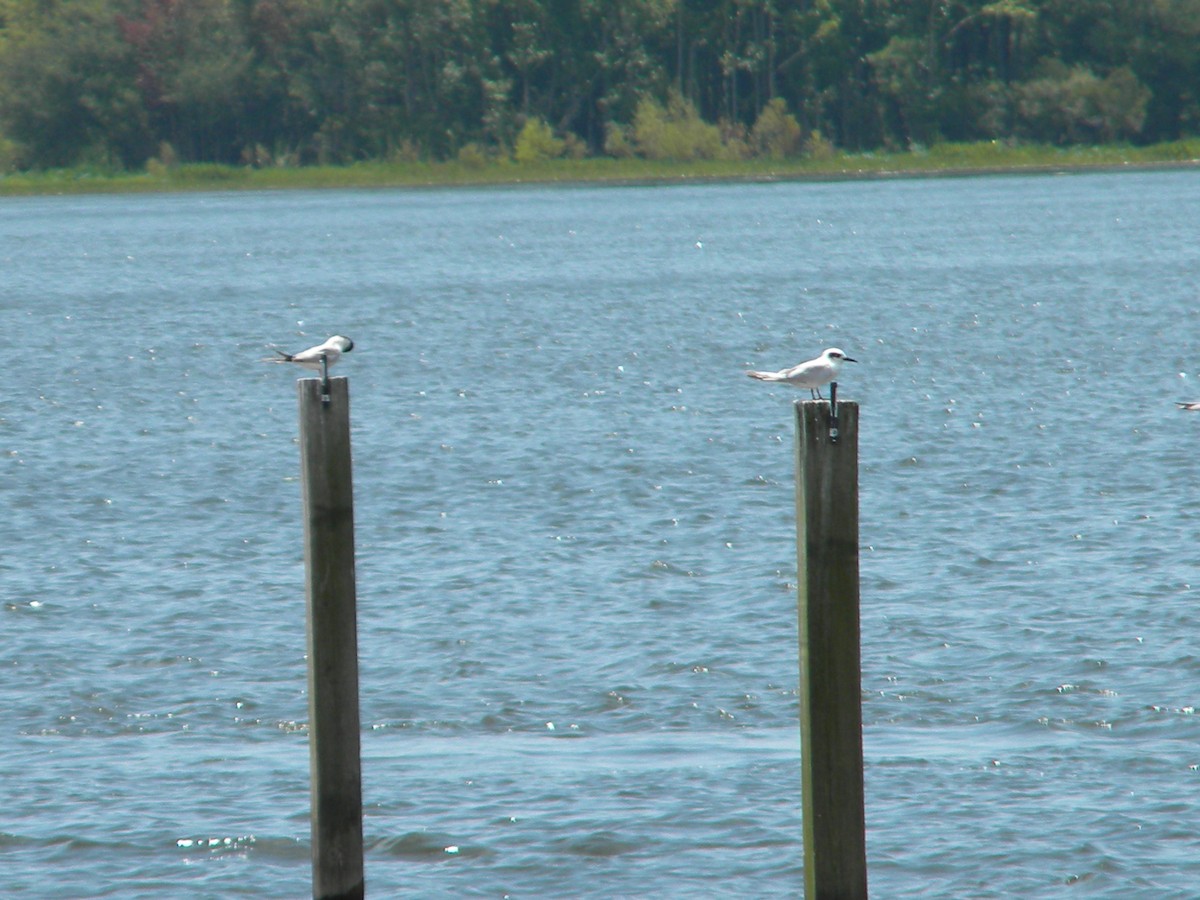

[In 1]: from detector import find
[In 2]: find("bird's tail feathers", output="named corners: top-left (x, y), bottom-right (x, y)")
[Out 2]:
top-left (262, 349), bottom-right (294, 363)
top-left (746, 369), bottom-right (781, 381)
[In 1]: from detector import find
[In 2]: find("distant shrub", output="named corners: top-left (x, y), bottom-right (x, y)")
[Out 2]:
top-left (514, 118), bottom-right (565, 163)
top-left (632, 91), bottom-right (725, 160)
top-left (962, 80), bottom-right (1012, 140)
top-left (751, 98), bottom-right (803, 159)
top-left (388, 139), bottom-right (423, 164)
top-left (146, 141), bottom-right (178, 176)
top-left (1015, 63), bottom-right (1150, 144)
top-left (0, 135), bottom-right (17, 173)
top-left (562, 133), bottom-right (588, 159)
top-left (720, 119), bottom-right (751, 160)
top-left (604, 122), bottom-right (635, 158)
top-left (240, 143), bottom-right (272, 168)
top-left (456, 142), bottom-right (488, 168)
top-left (804, 130), bottom-right (836, 161)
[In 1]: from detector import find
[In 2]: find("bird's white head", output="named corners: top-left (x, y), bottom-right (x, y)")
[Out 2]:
top-left (328, 335), bottom-right (354, 352)
top-left (824, 347), bottom-right (857, 366)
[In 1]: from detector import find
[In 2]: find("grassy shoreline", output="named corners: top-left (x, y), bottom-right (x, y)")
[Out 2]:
top-left (2, 139), bottom-right (1198, 196)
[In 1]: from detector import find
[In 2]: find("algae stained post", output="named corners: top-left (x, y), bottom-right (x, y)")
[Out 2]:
top-left (794, 398), bottom-right (867, 899)
top-left (298, 376), bottom-right (365, 900)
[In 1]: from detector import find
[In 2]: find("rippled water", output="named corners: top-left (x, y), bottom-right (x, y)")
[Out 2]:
top-left (3, 170), bottom-right (1200, 897)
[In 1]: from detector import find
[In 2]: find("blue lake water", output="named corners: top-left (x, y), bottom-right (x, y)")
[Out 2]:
top-left (2, 169), bottom-right (1200, 897)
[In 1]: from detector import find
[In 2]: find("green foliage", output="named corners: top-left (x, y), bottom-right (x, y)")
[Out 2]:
top-left (0, 133), bottom-right (18, 172)
top-left (561, 132), bottom-right (587, 159)
top-left (751, 98), bottom-right (803, 159)
top-left (869, 37), bottom-right (941, 146)
top-left (1154, 138), bottom-right (1200, 161)
top-left (0, 0), bottom-right (1196, 172)
top-left (514, 117), bottom-right (564, 163)
top-left (6, 139), bottom-right (1200, 197)
top-left (144, 140), bottom-right (177, 177)
top-left (168, 163), bottom-right (239, 183)
top-left (631, 91), bottom-right (725, 161)
top-left (804, 130), bottom-right (836, 161)
top-left (125, 0), bottom-right (257, 162)
top-left (1015, 63), bottom-right (1151, 144)
top-left (0, 0), bottom-right (152, 168)
top-left (456, 142), bottom-right (488, 168)
top-left (604, 122), bottom-right (635, 159)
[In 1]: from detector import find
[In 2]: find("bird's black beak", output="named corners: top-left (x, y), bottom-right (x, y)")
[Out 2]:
top-left (844, 357), bottom-right (858, 363)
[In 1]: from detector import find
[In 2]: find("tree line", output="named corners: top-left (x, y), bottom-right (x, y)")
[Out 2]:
top-left (1, 0), bottom-right (1198, 171)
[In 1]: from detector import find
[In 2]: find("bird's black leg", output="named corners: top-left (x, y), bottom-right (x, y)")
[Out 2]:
top-left (320, 352), bottom-right (330, 404)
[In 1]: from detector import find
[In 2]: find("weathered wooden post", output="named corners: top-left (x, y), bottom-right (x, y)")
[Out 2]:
top-left (298, 375), bottom-right (364, 900)
top-left (795, 396), bottom-right (867, 899)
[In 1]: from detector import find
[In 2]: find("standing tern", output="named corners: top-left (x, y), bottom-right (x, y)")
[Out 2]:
top-left (264, 335), bottom-right (354, 372)
top-left (746, 347), bottom-right (857, 399)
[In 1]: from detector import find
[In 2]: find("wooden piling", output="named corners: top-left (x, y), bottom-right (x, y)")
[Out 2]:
top-left (298, 376), bottom-right (365, 900)
top-left (794, 398), bottom-right (867, 899)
